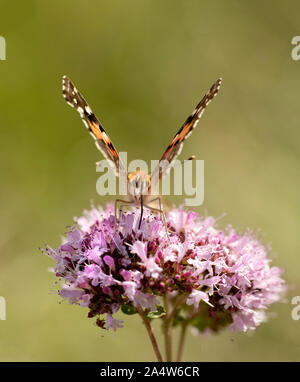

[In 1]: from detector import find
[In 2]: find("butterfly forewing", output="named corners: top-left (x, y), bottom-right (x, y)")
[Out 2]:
top-left (150, 78), bottom-right (222, 189)
top-left (62, 76), bottom-right (125, 176)
top-left (62, 75), bottom-right (221, 203)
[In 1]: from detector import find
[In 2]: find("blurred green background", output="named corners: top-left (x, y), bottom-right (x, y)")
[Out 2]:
top-left (0, 0), bottom-right (299, 361)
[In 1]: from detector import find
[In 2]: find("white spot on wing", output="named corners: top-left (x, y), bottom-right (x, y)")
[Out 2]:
top-left (89, 131), bottom-right (97, 140)
top-left (85, 106), bottom-right (92, 114)
top-left (102, 132), bottom-right (109, 141)
top-left (83, 120), bottom-right (89, 129)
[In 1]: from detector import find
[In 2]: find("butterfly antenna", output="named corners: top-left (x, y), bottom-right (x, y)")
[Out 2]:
top-left (171, 155), bottom-right (196, 169)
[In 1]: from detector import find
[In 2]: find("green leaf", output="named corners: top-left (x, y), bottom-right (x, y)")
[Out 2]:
top-left (172, 310), bottom-right (185, 327)
top-left (191, 315), bottom-right (210, 331)
top-left (146, 305), bottom-right (166, 319)
top-left (121, 305), bottom-right (137, 315)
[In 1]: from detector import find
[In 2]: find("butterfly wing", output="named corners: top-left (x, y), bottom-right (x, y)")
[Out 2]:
top-left (62, 76), bottom-right (125, 176)
top-left (150, 78), bottom-right (222, 188)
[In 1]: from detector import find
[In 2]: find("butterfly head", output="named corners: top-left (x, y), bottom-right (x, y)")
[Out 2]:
top-left (127, 171), bottom-right (151, 202)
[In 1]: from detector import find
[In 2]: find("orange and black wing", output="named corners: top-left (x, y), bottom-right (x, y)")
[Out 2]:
top-left (150, 78), bottom-right (222, 186)
top-left (62, 76), bottom-right (125, 176)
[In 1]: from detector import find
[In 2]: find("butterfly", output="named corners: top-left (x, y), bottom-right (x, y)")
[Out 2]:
top-left (62, 75), bottom-right (222, 229)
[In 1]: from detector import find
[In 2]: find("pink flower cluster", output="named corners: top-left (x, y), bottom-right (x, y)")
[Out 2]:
top-left (44, 204), bottom-right (285, 333)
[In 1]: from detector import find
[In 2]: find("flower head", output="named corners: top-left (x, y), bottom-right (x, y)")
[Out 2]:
top-left (43, 203), bottom-right (285, 333)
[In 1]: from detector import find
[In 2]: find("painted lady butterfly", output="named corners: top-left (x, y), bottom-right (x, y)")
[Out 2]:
top-left (62, 76), bottom-right (222, 228)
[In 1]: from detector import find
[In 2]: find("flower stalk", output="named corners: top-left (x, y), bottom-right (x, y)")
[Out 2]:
top-left (137, 306), bottom-right (163, 362)
top-left (163, 295), bottom-right (172, 362)
top-left (176, 321), bottom-right (188, 362)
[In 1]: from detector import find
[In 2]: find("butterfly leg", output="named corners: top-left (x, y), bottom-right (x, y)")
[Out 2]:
top-left (144, 197), bottom-right (169, 239)
top-left (147, 197), bottom-right (168, 230)
top-left (114, 198), bottom-right (131, 234)
top-left (119, 203), bottom-right (135, 219)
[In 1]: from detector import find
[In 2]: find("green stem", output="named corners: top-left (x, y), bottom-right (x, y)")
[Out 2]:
top-left (169, 294), bottom-right (188, 320)
top-left (163, 295), bottom-right (172, 362)
top-left (163, 293), bottom-right (188, 362)
top-left (176, 321), bottom-right (188, 362)
top-left (137, 306), bottom-right (163, 362)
